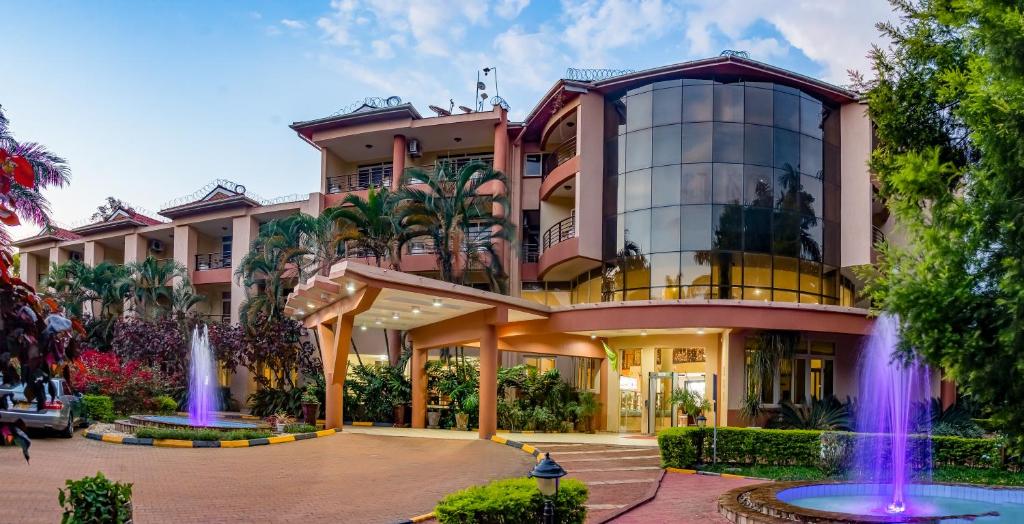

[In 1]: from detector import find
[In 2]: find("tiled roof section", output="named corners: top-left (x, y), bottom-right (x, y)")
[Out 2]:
top-left (123, 209), bottom-right (162, 226)
top-left (12, 226), bottom-right (82, 247)
top-left (49, 227), bottom-right (82, 241)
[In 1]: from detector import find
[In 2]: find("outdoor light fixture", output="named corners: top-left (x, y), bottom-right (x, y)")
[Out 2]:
top-left (346, 282), bottom-right (356, 293)
top-left (412, 306), bottom-right (421, 314)
top-left (697, 414), bottom-right (707, 427)
top-left (374, 319), bottom-right (382, 325)
top-left (432, 298), bottom-right (442, 307)
top-left (590, 333), bottom-right (596, 339)
top-left (360, 325), bottom-right (367, 331)
top-left (640, 330), bottom-right (648, 336)
top-left (365, 144), bottom-right (373, 149)
top-left (529, 453), bottom-right (567, 524)
top-left (696, 328), bottom-right (705, 335)
top-left (307, 302), bottom-right (315, 309)
top-left (453, 137), bottom-right (462, 143)
top-left (392, 312), bottom-right (400, 320)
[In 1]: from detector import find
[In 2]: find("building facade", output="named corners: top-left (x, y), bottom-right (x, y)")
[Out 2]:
top-left (18, 55), bottom-right (910, 434)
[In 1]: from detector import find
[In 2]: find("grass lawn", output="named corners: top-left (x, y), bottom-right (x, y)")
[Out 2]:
top-left (694, 464), bottom-right (1024, 486)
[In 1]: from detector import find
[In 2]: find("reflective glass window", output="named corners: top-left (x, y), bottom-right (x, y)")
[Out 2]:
top-left (626, 91), bottom-right (653, 131)
top-left (680, 254), bottom-right (712, 297)
top-left (624, 209), bottom-right (651, 253)
top-left (800, 135), bottom-right (823, 178)
top-left (624, 169), bottom-right (651, 211)
top-left (801, 216), bottom-right (823, 261)
top-left (652, 124), bottom-right (682, 166)
top-left (650, 252), bottom-right (681, 289)
top-left (681, 164), bottom-right (712, 204)
top-left (713, 123), bottom-right (743, 163)
top-left (713, 205), bottom-right (743, 250)
top-left (680, 205), bottom-right (712, 250)
top-left (744, 207), bottom-right (772, 253)
top-left (774, 128), bottom-right (799, 171)
top-left (744, 86), bottom-right (773, 125)
top-left (652, 87), bottom-right (682, 126)
top-left (714, 84), bottom-right (744, 122)
top-left (681, 123), bottom-right (712, 163)
top-left (625, 128), bottom-right (652, 171)
top-left (683, 84), bottom-right (713, 122)
top-left (744, 124), bottom-right (773, 166)
top-left (652, 165), bottom-right (682, 207)
top-left (744, 165), bottom-right (774, 207)
top-left (773, 91), bottom-right (800, 131)
top-left (775, 168), bottom-right (801, 211)
top-left (773, 210), bottom-right (800, 257)
top-left (800, 97), bottom-right (823, 139)
top-left (651, 206), bottom-right (681, 252)
top-left (800, 174), bottom-right (822, 217)
top-left (712, 163), bottom-right (743, 204)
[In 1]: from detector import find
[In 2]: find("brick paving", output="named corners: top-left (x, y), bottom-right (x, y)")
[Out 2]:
top-left (608, 472), bottom-right (765, 523)
top-left (0, 430), bottom-right (535, 524)
top-left (529, 442), bottom-right (665, 523)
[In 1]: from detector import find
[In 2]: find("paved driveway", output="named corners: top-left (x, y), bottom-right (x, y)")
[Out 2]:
top-left (0, 431), bottom-right (535, 523)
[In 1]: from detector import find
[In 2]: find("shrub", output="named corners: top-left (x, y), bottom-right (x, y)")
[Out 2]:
top-left (248, 387), bottom-right (302, 418)
top-left (73, 350), bottom-right (168, 415)
top-left (434, 477), bottom-right (587, 524)
top-left (154, 395), bottom-right (177, 415)
top-left (133, 427), bottom-right (272, 441)
top-left (658, 427), bottom-right (1007, 471)
top-left (81, 395), bottom-right (115, 423)
top-left (283, 423), bottom-right (317, 434)
top-left (59, 472), bottom-right (132, 524)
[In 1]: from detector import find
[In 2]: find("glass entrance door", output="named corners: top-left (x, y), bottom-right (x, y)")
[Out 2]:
top-left (648, 372), bottom-right (674, 434)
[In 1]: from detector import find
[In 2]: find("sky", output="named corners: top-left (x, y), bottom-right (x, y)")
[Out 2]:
top-left (3, 0), bottom-right (897, 240)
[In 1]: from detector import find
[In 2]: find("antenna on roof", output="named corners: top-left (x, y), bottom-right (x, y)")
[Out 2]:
top-left (475, 66), bottom-right (500, 112)
top-left (458, 105), bottom-right (473, 114)
top-left (428, 105), bottom-right (452, 117)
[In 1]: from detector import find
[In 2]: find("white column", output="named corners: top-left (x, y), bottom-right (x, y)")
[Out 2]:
top-left (83, 242), bottom-right (104, 266)
top-left (20, 251), bottom-right (39, 287)
top-left (173, 225), bottom-right (197, 282)
top-left (49, 246), bottom-right (69, 267)
top-left (124, 234), bottom-right (148, 265)
top-left (230, 216), bottom-right (258, 324)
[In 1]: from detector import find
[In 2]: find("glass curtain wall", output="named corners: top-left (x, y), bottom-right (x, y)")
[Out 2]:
top-left (594, 78), bottom-right (845, 304)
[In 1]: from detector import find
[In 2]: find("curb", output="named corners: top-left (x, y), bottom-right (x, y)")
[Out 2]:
top-left (490, 434), bottom-right (544, 462)
top-left (83, 428), bottom-right (337, 448)
top-left (665, 467), bottom-right (773, 482)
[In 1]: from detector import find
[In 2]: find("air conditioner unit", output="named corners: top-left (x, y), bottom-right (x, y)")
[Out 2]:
top-left (407, 138), bottom-right (422, 157)
top-left (149, 239), bottom-right (165, 253)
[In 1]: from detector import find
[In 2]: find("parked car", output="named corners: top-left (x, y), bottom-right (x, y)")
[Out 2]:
top-left (0, 378), bottom-right (84, 438)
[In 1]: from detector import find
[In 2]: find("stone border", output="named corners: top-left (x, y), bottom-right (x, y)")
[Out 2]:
top-left (83, 428), bottom-right (337, 448)
top-left (666, 466), bottom-right (773, 482)
top-left (717, 481), bottom-right (1011, 524)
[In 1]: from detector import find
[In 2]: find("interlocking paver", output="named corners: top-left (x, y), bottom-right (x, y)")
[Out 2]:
top-left (608, 472), bottom-right (764, 523)
top-left (0, 430), bottom-right (535, 523)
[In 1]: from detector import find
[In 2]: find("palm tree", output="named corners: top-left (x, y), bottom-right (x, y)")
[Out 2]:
top-left (171, 276), bottom-right (205, 317)
top-left (235, 217), bottom-right (308, 327)
top-left (0, 105), bottom-right (72, 240)
top-left (122, 256), bottom-right (186, 318)
top-left (290, 211), bottom-right (349, 279)
top-left (331, 187), bottom-right (401, 269)
top-left (397, 161), bottom-right (513, 293)
top-left (40, 260), bottom-right (131, 347)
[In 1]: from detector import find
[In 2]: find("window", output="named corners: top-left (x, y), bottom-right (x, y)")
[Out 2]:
top-left (652, 87), bottom-right (682, 126)
top-left (713, 83), bottom-right (744, 122)
top-left (683, 83), bottom-right (713, 122)
top-left (525, 154), bottom-right (545, 177)
top-left (652, 165), bottom-right (682, 207)
top-left (712, 123), bottom-right (743, 163)
top-left (745, 339), bottom-right (835, 404)
top-left (652, 124), bottom-right (682, 166)
top-left (681, 123), bottom-right (713, 163)
top-left (650, 207), bottom-right (681, 252)
top-left (523, 356), bottom-right (558, 373)
top-left (624, 169), bottom-right (652, 211)
top-left (221, 291), bottom-right (231, 320)
top-left (626, 90), bottom-right (653, 131)
top-left (625, 129), bottom-right (653, 171)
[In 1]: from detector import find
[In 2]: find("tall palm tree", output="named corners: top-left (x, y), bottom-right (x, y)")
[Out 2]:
top-left (331, 187), bottom-right (401, 269)
top-left (40, 260), bottom-right (131, 347)
top-left (122, 256), bottom-right (186, 318)
top-left (290, 211), bottom-right (349, 279)
top-left (397, 161), bottom-right (513, 293)
top-left (235, 217), bottom-right (308, 328)
top-left (171, 276), bottom-right (206, 317)
top-left (0, 105), bottom-right (71, 240)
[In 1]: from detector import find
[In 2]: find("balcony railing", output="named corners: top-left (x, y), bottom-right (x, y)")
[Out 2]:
top-left (405, 155), bottom-right (494, 181)
top-left (327, 169), bottom-right (392, 194)
top-left (195, 252), bottom-right (231, 271)
top-left (521, 242), bottom-right (539, 263)
top-left (542, 216), bottom-right (575, 250)
top-left (872, 226), bottom-right (886, 245)
top-left (200, 313), bottom-right (231, 323)
top-left (405, 237), bottom-right (436, 255)
top-left (542, 137), bottom-right (577, 179)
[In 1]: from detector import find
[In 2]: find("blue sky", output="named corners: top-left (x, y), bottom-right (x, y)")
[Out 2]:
top-left (4, 0), bottom-right (895, 240)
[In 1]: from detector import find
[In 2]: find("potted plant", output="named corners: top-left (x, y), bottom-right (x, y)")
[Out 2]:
top-left (59, 472), bottom-right (133, 524)
top-left (456, 392), bottom-right (478, 431)
top-left (268, 412), bottom-right (294, 433)
top-left (384, 363), bottom-right (411, 428)
top-left (300, 384), bottom-right (321, 426)
top-left (575, 391), bottom-right (600, 433)
top-left (671, 388), bottom-right (711, 427)
top-left (427, 409), bottom-right (441, 428)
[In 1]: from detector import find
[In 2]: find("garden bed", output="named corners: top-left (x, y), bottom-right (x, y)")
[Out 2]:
top-left (83, 423), bottom-right (335, 448)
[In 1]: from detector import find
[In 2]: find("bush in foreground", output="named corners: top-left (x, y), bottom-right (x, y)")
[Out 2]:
top-left (81, 395), bottom-right (115, 423)
top-left (283, 423), bottom-right (317, 434)
top-left (59, 472), bottom-right (132, 524)
top-left (435, 477), bottom-right (587, 524)
top-left (133, 427), bottom-right (272, 441)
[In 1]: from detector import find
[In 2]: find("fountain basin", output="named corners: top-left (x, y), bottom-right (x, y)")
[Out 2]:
top-left (720, 481), bottom-right (1024, 523)
top-left (128, 415), bottom-right (263, 431)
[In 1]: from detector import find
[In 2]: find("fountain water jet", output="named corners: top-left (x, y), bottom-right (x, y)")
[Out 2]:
top-left (853, 313), bottom-right (932, 515)
top-left (188, 325), bottom-right (217, 426)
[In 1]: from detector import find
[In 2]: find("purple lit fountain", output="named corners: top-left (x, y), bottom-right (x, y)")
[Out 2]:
top-left (188, 325), bottom-right (217, 426)
top-left (853, 313), bottom-right (932, 515)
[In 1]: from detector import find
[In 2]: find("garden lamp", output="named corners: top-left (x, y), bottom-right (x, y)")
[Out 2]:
top-left (529, 452), bottom-right (567, 524)
top-left (696, 414), bottom-right (707, 427)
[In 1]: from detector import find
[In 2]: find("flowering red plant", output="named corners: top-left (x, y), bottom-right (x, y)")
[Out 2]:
top-left (73, 349), bottom-right (167, 415)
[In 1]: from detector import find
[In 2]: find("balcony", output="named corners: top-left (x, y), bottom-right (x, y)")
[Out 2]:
top-left (521, 242), bottom-right (539, 263)
top-left (542, 216), bottom-right (575, 250)
top-left (872, 226), bottom-right (886, 245)
top-left (405, 155), bottom-right (494, 181)
top-left (195, 253), bottom-right (231, 271)
top-left (327, 170), bottom-right (392, 194)
top-left (542, 136), bottom-right (577, 180)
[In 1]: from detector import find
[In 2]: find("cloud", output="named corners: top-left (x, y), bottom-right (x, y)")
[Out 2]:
top-left (733, 37), bottom-right (788, 60)
top-left (496, 0), bottom-right (530, 18)
top-left (493, 25), bottom-right (566, 92)
top-left (561, 0), bottom-right (680, 66)
top-left (317, 0), bottom-right (360, 46)
top-left (281, 19), bottom-right (307, 30)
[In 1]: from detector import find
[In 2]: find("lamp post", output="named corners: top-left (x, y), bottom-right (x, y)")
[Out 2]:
top-left (696, 414), bottom-right (707, 427)
top-left (529, 452), bottom-right (567, 524)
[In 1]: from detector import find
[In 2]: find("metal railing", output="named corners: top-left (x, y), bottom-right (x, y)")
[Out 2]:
top-left (326, 170), bottom-right (392, 194)
top-left (542, 216), bottom-right (575, 250)
top-left (521, 242), bottom-right (539, 263)
top-left (405, 155), bottom-right (495, 181)
top-left (542, 136), bottom-right (577, 179)
top-left (195, 253), bottom-right (231, 271)
top-left (200, 313), bottom-right (231, 323)
top-left (872, 226), bottom-right (886, 245)
top-left (405, 237), bottom-right (436, 255)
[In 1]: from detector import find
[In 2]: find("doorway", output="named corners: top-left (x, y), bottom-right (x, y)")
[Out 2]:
top-left (647, 371), bottom-right (707, 435)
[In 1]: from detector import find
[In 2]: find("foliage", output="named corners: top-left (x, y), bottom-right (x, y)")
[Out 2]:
top-left (930, 466), bottom-right (1024, 486)
top-left (111, 317), bottom-right (188, 391)
top-left (916, 397), bottom-right (983, 437)
top-left (331, 186), bottom-right (402, 269)
top-left (300, 382), bottom-right (320, 404)
top-left (740, 389), bottom-right (762, 424)
top-left (819, 430), bottom-right (853, 477)
top-left (434, 477), bottom-right (588, 524)
top-left (283, 423), bottom-right (317, 434)
top-left (89, 196), bottom-right (134, 222)
top-left (234, 217), bottom-right (309, 326)
top-left (219, 315), bottom-right (318, 390)
top-left (399, 161), bottom-right (513, 293)
top-left (345, 360), bottom-right (410, 422)
top-left (777, 397), bottom-right (851, 431)
top-left (744, 331), bottom-right (799, 408)
top-left (59, 472), bottom-right (132, 524)
top-left (671, 388), bottom-right (711, 419)
top-left (80, 395), bottom-right (115, 423)
top-left (132, 427), bottom-right (272, 441)
top-left (71, 349), bottom-right (167, 414)
top-left (0, 105), bottom-right (72, 238)
top-left (248, 387), bottom-right (303, 418)
top-left (153, 395), bottom-right (177, 415)
top-left (855, 0), bottom-right (1024, 450)
top-left (121, 256), bottom-right (189, 319)
top-left (41, 260), bottom-right (131, 347)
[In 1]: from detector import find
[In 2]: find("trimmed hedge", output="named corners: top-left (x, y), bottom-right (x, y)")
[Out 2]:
top-left (81, 395), bottom-right (116, 423)
top-left (154, 395), bottom-right (178, 415)
top-left (133, 428), bottom-right (272, 441)
top-left (435, 477), bottom-right (588, 524)
top-left (283, 423), bottom-right (317, 434)
top-left (659, 427), bottom-right (1005, 470)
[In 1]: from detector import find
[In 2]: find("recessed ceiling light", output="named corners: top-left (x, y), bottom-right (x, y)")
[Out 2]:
top-left (346, 282), bottom-right (356, 293)
top-left (696, 328), bottom-right (705, 335)
top-left (412, 306), bottom-right (421, 314)
top-left (374, 319), bottom-right (382, 325)
top-left (590, 333), bottom-right (596, 339)
top-left (563, 185), bottom-right (571, 191)
top-left (432, 298), bottom-right (442, 307)
top-left (392, 312), bottom-right (400, 320)
top-left (566, 121), bottom-right (575, 128)
top-left (640, 330), bottom-right (648, 336)
top-left (307, 302), bottom-right (315, 308)
top-left (360, 325), bottom-right (367, 331)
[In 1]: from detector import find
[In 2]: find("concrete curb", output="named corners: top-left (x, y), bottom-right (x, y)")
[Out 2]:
top-left (665, 467), bottom-right (773, 482)
top-left (490, 434), bottom-right (544, 462)
top-left (83, 428), bottom-right (337, 448)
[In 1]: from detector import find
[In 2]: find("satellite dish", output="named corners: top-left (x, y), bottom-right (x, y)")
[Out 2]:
top-left (234, 184), bottom-right (246, 194)
top-left (480, 92), bottom-right (489, 100)
top-left (385, 96), bottom-right (401, 106)
top-left (428, 105), bottom-right (452, 117)
top-left (476, 81), bottom-right (486, 91)
top-left (458, 105), bottom-right (473, 113)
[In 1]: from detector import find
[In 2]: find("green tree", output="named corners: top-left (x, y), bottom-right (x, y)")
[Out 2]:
top-left (858, 0), bottom-right (1024, 445)
top-left (41, 260), bottom-right (131, 347)
top-left (235, 216), bottom-right (308, 327)
top-left (123, 256), bottom-right (186, 318)
top-left (331, 186), bottom-right (402, 269)
top-left (398, 161), bottom-right (513, 293)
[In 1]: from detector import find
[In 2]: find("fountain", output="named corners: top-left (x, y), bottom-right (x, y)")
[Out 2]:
top-left (127, 324), bottom-right (261, 432)
top-left (719, 313), bottom-right (1024, 523)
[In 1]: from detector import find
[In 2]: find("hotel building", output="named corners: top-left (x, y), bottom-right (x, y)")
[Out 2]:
top-left (17, 55), bottom-right (932, 436)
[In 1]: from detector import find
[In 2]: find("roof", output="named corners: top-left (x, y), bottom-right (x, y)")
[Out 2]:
top-left (290, 103), bottom-right (423, 142)
top-left (159, 181), bottom-right (260, 219)
top-left (70, 207), bottom-right (163, 235)
top-left (12, 226), bottom-right (82, 248)
top-left (518, 55), bottom-right (859, 143)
